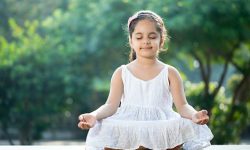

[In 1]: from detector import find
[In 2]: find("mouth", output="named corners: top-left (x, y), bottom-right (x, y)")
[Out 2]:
top-left (140, 47), bottom-right (152, 50)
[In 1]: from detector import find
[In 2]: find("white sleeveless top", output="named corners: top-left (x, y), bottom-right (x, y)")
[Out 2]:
top-left (86, 64), bottom-right (213, 150)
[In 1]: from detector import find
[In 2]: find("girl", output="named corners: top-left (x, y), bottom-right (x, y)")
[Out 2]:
top-left (78, 10), bottom-right (213, 150)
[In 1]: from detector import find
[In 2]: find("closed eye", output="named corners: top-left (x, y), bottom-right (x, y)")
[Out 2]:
top-left (149, 36), bottom-right (156, 39)
top-left (149, 32), bottom-right (158, 39)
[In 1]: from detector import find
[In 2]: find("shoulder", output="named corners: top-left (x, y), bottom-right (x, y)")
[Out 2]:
top-left (167, 65), bottom-right (182, 82)
top-left (111, 65), bottom-right (127, 81)
top-left (112, 65), bottom-right (123, 78)
top-left (167, 65), bottom-right (180, 75)
top-left (109, 66), bottom-right (124, 91)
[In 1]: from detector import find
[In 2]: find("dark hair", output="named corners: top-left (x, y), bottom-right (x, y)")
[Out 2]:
top-left (127, 10), bottom-right (169, 62)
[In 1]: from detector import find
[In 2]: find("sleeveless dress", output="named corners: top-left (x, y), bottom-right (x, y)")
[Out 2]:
top-left (85, 64), bottom-right (213, 150)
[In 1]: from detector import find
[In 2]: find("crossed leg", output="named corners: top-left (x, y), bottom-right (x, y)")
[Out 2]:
top-left (104, 145), bottom-right (182, 150)
top-left (104, 146), bottom-right (149, 150)
top-left (167, 144), bottom-right (182, 150)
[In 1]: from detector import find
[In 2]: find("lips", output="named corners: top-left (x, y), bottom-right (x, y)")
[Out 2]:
top-left (140, 47), bottom-right (152, 49)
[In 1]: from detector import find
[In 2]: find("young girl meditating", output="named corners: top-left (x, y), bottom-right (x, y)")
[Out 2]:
top-left (78, 10), bottom-right (213, 150)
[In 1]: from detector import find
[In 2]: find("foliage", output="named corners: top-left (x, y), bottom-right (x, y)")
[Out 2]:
top-left (0, 0), bottom-right (250, 145)
top-left (185, 80), bottom-right (250, 144)
top-left (167, 1), bottom-right (250, 144)
top-left (0, 17), bottom-right (96, 144)
top-left (210, 99), bottom-right (249, 144)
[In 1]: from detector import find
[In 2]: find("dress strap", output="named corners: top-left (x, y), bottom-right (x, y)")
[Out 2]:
top-left (121, 65), bottom-right (127, 84)
top-left (162, 64), bottom-right (170, 89)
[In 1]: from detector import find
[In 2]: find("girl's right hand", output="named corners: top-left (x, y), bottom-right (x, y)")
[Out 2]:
top-left (78, 113), bottom-right (97, 130)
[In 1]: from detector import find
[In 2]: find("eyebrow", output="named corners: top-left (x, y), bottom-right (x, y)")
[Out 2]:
top-left (149, 32), bottom-right (157, 36)
top-left (135, 32), bottom-right (157, 35)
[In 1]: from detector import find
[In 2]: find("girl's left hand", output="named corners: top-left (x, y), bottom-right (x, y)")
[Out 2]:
top-left (192, 110), bottom-right (209, 125)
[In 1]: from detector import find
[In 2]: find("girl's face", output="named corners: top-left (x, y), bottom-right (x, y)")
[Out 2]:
top-left (130, 19), bottom-right (161, 59)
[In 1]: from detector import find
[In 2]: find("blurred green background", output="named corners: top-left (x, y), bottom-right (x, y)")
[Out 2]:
top-left (0, 0), bottom-right (250, 145)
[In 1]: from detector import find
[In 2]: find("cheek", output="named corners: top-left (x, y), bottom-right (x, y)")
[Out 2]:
top-left (152, 40), bottom-right (161, 47)
top-left (131, 40), bottom-right (140, 48)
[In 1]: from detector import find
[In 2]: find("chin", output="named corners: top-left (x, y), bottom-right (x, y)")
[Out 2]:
top-left (141, 55), bottom-right (157, 59)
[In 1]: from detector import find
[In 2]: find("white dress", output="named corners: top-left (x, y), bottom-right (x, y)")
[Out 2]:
top-left (86, 64), bottom-right (213, 150)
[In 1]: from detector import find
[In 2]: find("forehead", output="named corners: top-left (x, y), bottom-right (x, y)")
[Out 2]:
top-left (133, 19), bottom-right (158, 34)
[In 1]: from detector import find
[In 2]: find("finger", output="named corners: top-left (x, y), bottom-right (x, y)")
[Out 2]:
top-left (201, 110), bottom-right (208, 115)
top-left (197, 120), bottom-right (203, 124)
top-left (203, 117), bottom-right (209, 124)
top-left (201, 116), bottom-right (209, 121)
top-left (196, 117), bottom-right (206, 124)
top-left (79, 115), bottom-right (83, 121)
top-left (83, 123), bottom-right (92, 129)
top-left (200, 117), bottom-right (209, 125)
top-left (200, 119), bottom-right (205, 125)
top-left (78, 122), bottom-right (87, 129)
top-left (78, 122), bottom-right (84, 129)
top-left (79, 115), bottom-right (87, 122)
top-left (79, 121), bottom-right (92, 129)
top-left (200, 120), bottom-right (206, 125)
top-left (82, 124), bottom-right (88, 129)
top-left (78, 122), bottom-right (81, 128)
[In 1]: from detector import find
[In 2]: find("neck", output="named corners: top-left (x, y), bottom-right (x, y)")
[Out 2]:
top-left (134, 57), bottom-right (158, 68)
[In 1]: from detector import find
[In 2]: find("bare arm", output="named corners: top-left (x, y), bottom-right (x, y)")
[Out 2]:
top-left (78, 66), bottom-right (123, 129)
top-left (90, 67), bottom-right (123, 120)
top-left (168, 66), bottom-right (209, 124)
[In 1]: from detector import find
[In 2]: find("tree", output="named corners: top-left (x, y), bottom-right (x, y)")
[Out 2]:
top-left (1, 0), bottom-right (249, 144)
top-left (164, 0), bottom-right (250, 143)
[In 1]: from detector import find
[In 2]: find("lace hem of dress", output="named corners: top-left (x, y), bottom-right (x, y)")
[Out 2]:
top-left (86, 118), bottom-right (213, 150)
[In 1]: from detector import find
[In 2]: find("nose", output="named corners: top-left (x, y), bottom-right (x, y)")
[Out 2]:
top-left (143, 39), bottom-right (150, 44)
